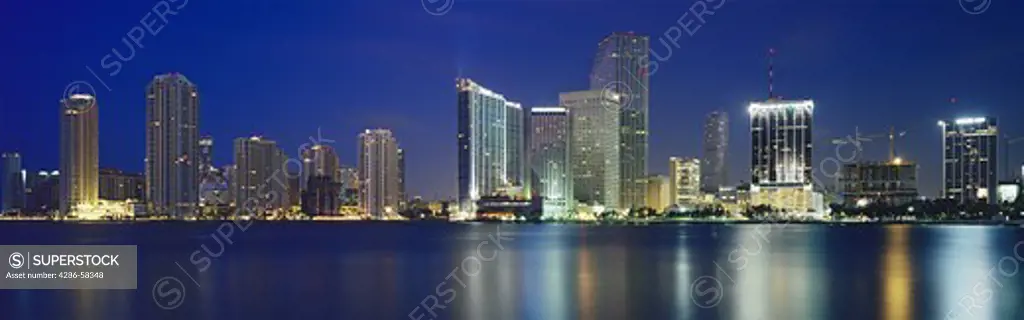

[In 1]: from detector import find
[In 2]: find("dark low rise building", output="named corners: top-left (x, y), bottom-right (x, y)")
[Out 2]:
top-left (840, 160), bottom-right (919, 207)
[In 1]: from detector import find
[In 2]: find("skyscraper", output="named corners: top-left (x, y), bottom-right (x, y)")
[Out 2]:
top-left (528, 107), bottom-right (572, 218)
top-left (233, 136), bottom-right (290, 214)
top-left (60, 94), bottom-right (99, 216)
top-left (591, 32), bottom-right (650, 210)
top-left (397, 148), bottom-right (406, 208)
top-left (1, 152), bottom-right (25, 212)
top-left (457, 78), bottom-right (525, 212)
top-left (561, 90), bottom-right (620, 209)
top-left (749, 99), bottom-right (816, 213)
top-left (198, 136), bottom-right (214, 177)
top-left (702, 111), bottom-right (729, 193)
top-left (669, 157), bottom-right (701, 208)
top-left (146, 73), bottom-right (200, 217)
top-left (300, 144), bottom-right (340, 191)
top-left (358, 129), bottom-right (400, 219)
top-left (939, 117), bottom-right (999, 204)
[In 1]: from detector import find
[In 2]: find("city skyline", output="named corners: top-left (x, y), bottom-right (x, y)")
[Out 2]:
top-left (2, 1), bottom-right (1023, 201)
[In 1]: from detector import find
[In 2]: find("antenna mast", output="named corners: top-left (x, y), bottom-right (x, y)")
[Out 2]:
top-left (768, 48), bottom-right (776, 100)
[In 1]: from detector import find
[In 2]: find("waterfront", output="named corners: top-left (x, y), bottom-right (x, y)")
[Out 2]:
top-left (1, 222), bottom-right (1024, 319)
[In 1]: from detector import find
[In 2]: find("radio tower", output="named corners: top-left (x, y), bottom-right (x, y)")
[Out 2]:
top-left (768, 48), bottom-right (776, 100)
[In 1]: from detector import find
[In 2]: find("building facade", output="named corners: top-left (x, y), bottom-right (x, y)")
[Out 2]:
top-left (1, 152), bottom-right (25, 212)
top-left (233, 136), bottom-right (290, 214)
top-left (749, 99), bottom-right (816, 213)
top-left (457, 78), bottom-right (525, 212)
top-left (591, 32), bottom-right (650, 210)
top-left (146, 73), bottom-right (200, 217)
top-left (561, 90), bottom-right (621, 210)
top-left (669, 157), bottom-right (701, 208)
top-left (300, 144), bottom-right (340, 192)
top-left (99, 168), bottom-right (145, 201)
top-left (301, 175), bottom-right (340, 215)
top-left (645, 175), bottom-right (671, 211)
top-left (940, 117), bottom-right (998, 204)
top-left (840, 160), bottom-right (919, 207)
top-left (26, 170), bottom-right (60, 214)
top-left (528, 107), bottom-right (573, 218)
top-left (358, 129), bottom-right (400, 218)
top-left (60, 94), bottom-right (99, 216)
top-left (702, 111), bottom-right (729, 193)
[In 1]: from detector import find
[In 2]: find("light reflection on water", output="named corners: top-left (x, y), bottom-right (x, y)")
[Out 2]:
top-left (0, 223), bottom-right (1023, 319)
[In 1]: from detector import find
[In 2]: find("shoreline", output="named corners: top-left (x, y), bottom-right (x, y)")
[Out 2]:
top-left (0, 218), bottom-right (1022, 227)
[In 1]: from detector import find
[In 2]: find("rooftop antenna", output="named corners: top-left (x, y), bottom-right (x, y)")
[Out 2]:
top-left (768, 48), bottom-right (776, 100)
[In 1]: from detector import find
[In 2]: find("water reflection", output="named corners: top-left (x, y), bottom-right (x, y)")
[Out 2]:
top-left (881, 226), bottom-right (913, 320)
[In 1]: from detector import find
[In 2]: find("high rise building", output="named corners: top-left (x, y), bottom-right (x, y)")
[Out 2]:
top-left (939, 117), bottom-right (999, 204)
top-left (457, 78), bottom-right (525, 212)
top-left (669, 157), bottom-right (701, 208)
top-left (528, 107), bottom-right (573, 218)
top-left (198, 136), bottom-right (214, 176)
top-left (26, 170), bottom-right (60, 214)
top-left (749, 99), bottom-right (817, 213)
top-left (99, 168), bottom-right (145, 201)
top-left (233, 136), bottom-right (290, 214)
top-left (645, 175), bottom-right (671, 211)
top-left (301, 175), bottom-right (340, 216)
top-left (397, 148), bottom-right (406, 209)
top-left (1, 152), bottom-right (25, 212)
top-left (146, 73), bottom-right (200, 217)
top-left (561, 90), bottom-right (621, 209)
top-left (591, 32), bottom-right (650, 210)
top-left (358, 129), bottom-right (400, 218)
top-left (60, 93), bottom-right (99, 216)
top-left (300, 144), bottom-right (340, 191)
top-left (702, 111), bottom-right (729, 193)
top-left (338, 166), bottom-right (359, 206)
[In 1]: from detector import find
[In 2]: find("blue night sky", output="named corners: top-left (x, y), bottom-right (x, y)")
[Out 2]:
top-left (1, 0), bottom-right (1022, 199)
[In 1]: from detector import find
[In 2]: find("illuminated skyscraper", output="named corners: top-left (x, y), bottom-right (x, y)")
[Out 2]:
top-left (301, 144), bottom-right (340, 191)
top-left (60, 94), bottom-right (99, 216)
top-left (645, 175), bottom-right (670, 211)
top-left (1, 152), bottom-right (25, 212)
top-left (702, 111), bottom-right (729, 193)
top-left (528, 107), bottom-right (572, 218)
top-left (198, 136), bottom-right (214, 176)
top-left (561, 90), bottom-right (620, 209)
top-left (939, 117), bottom-right (998, 204)
top-left (233, 136), bottom-right (290, 213)
top-left (146, 73), bottom-right (199, 217)
top-left (457, 78), bottom-right (524, 212)
top-left (397, 148), bottom-right (406, 208)
top-left (669, 157), bottom-right (701, 207)
top-left (749, 99), bottom-right (816, 213)
top-left (591, 32), bottom-right (650, 210)
top-left (359, 129), bottom-right (400, 218)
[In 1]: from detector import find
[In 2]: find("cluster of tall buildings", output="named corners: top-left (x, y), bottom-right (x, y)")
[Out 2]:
top-left (0, 72), bottom-right (409, 219)
top-left (0, 32), bottom-right (1016, 219)
top-left (458, 32), bottom-right (654, 217)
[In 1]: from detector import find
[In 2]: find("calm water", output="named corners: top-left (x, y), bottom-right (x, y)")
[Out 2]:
top-left (1, 222), bottom-right (1024, 319)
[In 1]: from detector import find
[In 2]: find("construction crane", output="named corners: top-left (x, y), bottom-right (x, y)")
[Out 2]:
top-left (831, 126), bottom-right (908, 163)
